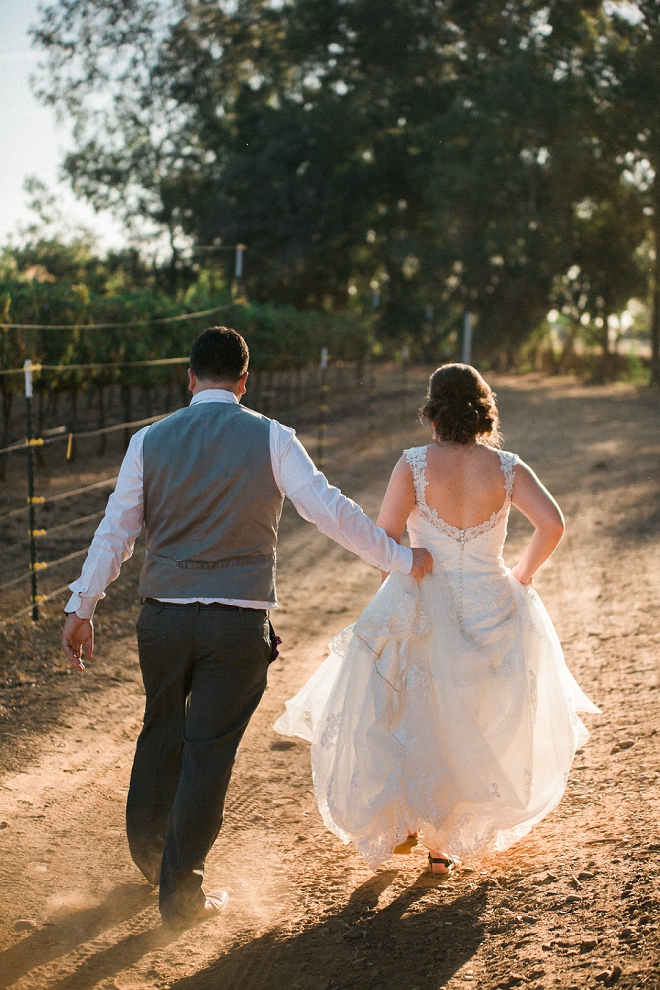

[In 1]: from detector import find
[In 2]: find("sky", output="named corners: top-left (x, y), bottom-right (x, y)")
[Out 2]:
top-left (0, 0), bottom-right (125, 252)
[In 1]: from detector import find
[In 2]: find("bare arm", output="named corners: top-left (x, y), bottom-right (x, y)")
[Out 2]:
top-left (276, 429), bottom-right (431, 578)
top-left (510, 461), bottom-right (565, 585)
top-left (376, 456), bottom-right (421, 581)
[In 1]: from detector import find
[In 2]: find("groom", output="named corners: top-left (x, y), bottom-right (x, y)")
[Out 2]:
top-left (61, 326), bottom-right (432, 927)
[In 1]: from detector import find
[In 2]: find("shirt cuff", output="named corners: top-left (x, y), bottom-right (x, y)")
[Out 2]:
top-left (64, 594), bottom-right (98, 619)
top-left (390, 545), bottom-right (414, 575)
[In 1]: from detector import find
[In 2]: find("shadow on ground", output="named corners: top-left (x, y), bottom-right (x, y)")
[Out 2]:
top-left (0, 883), bottom-right (158, 990)
top-left (43, 922), bottom-right (178, 990)
top-left (170, 871), bottom-right (487, 990)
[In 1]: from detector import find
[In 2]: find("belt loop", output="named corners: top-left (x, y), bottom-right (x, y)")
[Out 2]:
top-left (195, 602), bottom-right (201, 615)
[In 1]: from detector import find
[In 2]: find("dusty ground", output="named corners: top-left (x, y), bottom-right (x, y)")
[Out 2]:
top-left (0, 374), bottom-right (659, 990)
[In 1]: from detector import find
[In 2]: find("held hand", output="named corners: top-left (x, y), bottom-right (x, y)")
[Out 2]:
top-left (62, 613), bottom-right (94, 671)
top-left (409, 547), bottom-right (433, 581)
top-left (511, 564), bottom-right (533, 587)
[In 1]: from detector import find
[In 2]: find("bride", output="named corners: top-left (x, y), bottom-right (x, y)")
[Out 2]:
top-left (274, 363), bottom-right (599, 875)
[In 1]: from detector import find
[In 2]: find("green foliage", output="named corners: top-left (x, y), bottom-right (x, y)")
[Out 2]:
top-left (237, 303), bottom-right (369, 370)
top-left (0, 240), bottom-right (367, 410)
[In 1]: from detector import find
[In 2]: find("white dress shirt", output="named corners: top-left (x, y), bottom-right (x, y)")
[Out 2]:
top-left (65, 389), bottom-right (413, 618)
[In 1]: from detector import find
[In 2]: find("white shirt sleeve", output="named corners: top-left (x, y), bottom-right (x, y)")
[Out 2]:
top-left (269, 419), bottom-right (413, 575)
top-left (64, 426), bottom-right (148, 618)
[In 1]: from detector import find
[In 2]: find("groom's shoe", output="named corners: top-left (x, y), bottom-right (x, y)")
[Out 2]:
top-left (162, 889), bottom-right (229, 929)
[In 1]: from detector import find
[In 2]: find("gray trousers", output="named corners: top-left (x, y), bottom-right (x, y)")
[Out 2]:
top-left (126, 599), bottom-right (272, 922)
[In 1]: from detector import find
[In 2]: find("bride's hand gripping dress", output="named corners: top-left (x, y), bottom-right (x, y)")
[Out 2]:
top-left (274, 446), bottom-right (599, 870)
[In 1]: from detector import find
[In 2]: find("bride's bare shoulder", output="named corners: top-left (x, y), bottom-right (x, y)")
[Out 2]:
top-left (388, 450), bottom-right (418, 482)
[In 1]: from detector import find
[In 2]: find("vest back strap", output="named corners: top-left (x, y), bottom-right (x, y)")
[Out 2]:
top-left (146, 549), bottom-right (275, 571)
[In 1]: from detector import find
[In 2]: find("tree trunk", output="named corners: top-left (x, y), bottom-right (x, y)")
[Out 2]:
top-left (601, 315), bottom-right (612, 382)
top-left (559, 324), bottom-right (576, 374)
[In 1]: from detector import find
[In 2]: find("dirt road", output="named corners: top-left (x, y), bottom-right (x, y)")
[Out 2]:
top-left (0, 375), bottom-right (659, 990)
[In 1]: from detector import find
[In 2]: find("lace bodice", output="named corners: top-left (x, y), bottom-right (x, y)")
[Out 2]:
top-left (404, 445), bottom-right (518, 636)
top-left (405, 445), bottom-right (517, 543)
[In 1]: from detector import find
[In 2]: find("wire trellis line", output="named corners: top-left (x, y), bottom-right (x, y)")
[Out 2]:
top-left (0, 510), bottom-right (106, 555)
top-left (0, 302), bottom-right (232, 332)
top-left (6, 547), bottom-right (147, 621)
top-left (0, 475), bottom-right (118, 522)
top-left (0, 410), bottom-right (174, 457)
top-left (35, 476), bottom-right (119, 505)
top-left (33, 509), bottom-right (105, 539)
top-left (0, 355), bottom-right (190, 377)
top-left (8, 582), bottom-right (73, 621)
top-left (0, 546), bottom-right (89, 594)
top-left (68, 411), bottom-right (173, 441)
top-left (0, 437), bottom-right (41, 456)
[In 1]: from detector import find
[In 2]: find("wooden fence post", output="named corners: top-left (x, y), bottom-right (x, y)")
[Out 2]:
top-left (24, 360), bottom-right (44, 621)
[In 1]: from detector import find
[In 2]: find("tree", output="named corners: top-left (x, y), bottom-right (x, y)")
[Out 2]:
top-left (422, 2), bottom-right (604, 358)
top-left (550, 183), bottom-right (646, 377)
top-left (593, 1), bottom-right (660, 382)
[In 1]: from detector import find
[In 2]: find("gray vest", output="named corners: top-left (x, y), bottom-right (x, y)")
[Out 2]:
top-left (138, 401), bottom-right (283, 602)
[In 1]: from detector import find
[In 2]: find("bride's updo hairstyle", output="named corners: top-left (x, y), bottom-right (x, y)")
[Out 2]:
top-left (421, 363), bottom-right (501, 447)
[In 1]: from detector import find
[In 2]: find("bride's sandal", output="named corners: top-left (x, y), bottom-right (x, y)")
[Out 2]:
top-left (428, 854), bottom-right (457, 877)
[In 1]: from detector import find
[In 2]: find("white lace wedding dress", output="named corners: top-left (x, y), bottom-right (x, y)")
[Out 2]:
top-left (274, 447), bottom-right (599, 869)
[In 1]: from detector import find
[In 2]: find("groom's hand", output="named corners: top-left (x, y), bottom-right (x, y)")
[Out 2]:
top-left (62, 613), bottom-right (94, 672)
top-left (409, 548), bottom-right (433, 580)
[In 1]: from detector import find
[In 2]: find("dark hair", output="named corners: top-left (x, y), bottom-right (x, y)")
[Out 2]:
top-left (190, 326), bottom-right (249, 382)
top-left (420, 363), bottom-right (501, 446)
